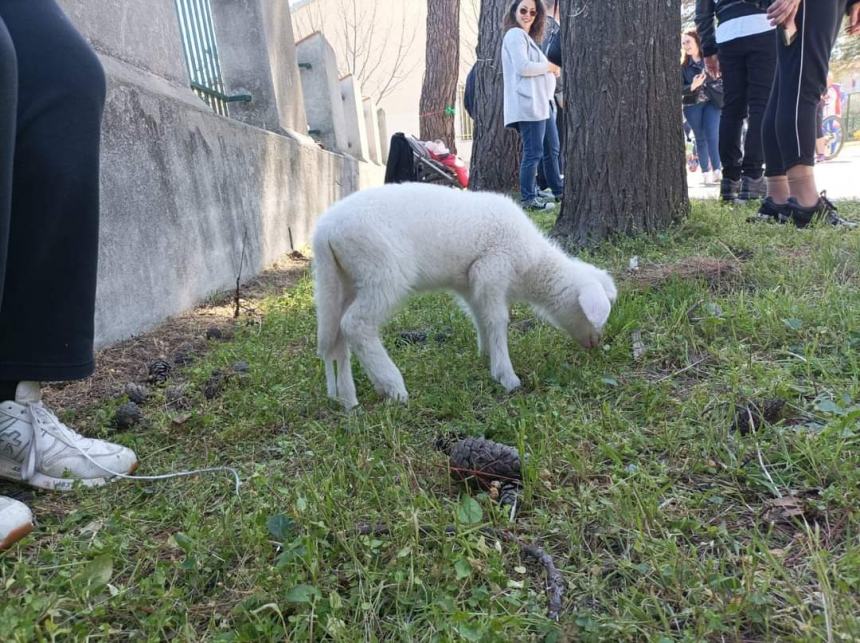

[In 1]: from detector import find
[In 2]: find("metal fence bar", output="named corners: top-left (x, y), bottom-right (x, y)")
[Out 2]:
top-left (174, 0), bottom-right (228, 115)
top-left (190, 0), bottom-right (223, 113)
top-left (198, 0), bottom-right (226, 95)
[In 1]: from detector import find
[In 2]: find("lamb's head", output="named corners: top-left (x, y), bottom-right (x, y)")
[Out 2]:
top-left (541, 262), bottom-right (617, 349)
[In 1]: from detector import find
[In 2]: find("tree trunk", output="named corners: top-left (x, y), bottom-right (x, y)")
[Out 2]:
top-left (551, 0), bottom-right (690, 247)
top-left (469, 0), bottom-right (521, 192)
top-left (420, 0), bottom-right (460, 154)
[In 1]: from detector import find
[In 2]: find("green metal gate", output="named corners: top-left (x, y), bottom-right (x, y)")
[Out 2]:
top-left (175, 0), bottom-right (250, 116)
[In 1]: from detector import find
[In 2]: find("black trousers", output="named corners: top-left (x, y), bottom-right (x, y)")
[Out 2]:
top-left (717, 30), bottom-right (776, 181)
top-left (762, 0), bottom-right (847, 176)
top-left (0, 0), bottom-right (105, 381)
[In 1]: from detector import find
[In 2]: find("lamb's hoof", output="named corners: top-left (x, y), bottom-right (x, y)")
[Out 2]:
top-left (382, 387), bottom-right (409, 404)
top-left (498, 375), bottom-right (521, 393)
top-left (340, 396), bottom-right (360, 410)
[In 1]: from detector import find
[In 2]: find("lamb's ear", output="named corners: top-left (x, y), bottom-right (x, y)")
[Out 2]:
top-left (578, 283), bottom-right (612, 328)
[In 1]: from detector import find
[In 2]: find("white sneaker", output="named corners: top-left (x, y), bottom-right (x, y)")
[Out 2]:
top-left (0, 382), bottom-right (138, 491)
top-left (0, 495), bottom-right (33, 550)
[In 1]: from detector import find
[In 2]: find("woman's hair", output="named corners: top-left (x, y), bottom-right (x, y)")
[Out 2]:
top-left (502, 0), bottom-right (547, 44)
top-left (681, 30), bottom-right (702, 66)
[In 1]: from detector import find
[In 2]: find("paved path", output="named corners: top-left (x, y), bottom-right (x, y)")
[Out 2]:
top-left (688, 141), bottom-right (860, 201)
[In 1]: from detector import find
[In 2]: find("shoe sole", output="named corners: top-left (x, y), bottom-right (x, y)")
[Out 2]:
top-left (22, 460), bottom-right (139, 491)
top-left (0, 521), bottom-right (33, 551)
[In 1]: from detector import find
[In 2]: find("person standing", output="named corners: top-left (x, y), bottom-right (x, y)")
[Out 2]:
top-left (536, 0), bottom-right (564, 200)
top-left (0, 0), bottom-right (139, 550)
top-left (696, 0), bottom-right (777, 202)
top-left (682, 30), bottom-right (723, 186)
top-left (502, 0), bottom-right (563, 211)
top-left (754, 0), bottom-right (860, 227)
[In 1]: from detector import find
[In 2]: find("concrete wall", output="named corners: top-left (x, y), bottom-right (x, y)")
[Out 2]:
top-left (296, 32), bottom-right (349, 154)
top-left (58, 0), bottom-right (383, 346)
top-left (362, 97), bottom-right (382, 165)
top-left (339, 75), bottom-right (370, 161)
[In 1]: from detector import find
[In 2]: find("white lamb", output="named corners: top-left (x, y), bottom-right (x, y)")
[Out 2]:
top-left (312, 183), bottom-right (617, 409)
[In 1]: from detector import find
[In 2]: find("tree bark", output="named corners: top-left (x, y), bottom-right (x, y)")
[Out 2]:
top-left (420, 0), bottom-right (461, 153)
top-left (551, 0), bottom-right (690, 247)
top-left (469, 0), bottom-right (521, 192)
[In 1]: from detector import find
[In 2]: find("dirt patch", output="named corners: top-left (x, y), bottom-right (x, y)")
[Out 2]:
top-left (627, 256), bottom-right (743, 292)
top-left (43, 254), bottom-right (310, 413)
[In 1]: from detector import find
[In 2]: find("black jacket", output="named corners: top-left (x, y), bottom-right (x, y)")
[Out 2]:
top-left (696, 0), bottom-right (860, 58)
top-left (695, 0), bottom-right (768, 58)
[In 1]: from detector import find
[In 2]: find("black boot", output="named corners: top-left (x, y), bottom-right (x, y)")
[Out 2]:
top-left (738, 176), bottom-right (766, 201)
top-left (720, 177), bottom-right (741, 202)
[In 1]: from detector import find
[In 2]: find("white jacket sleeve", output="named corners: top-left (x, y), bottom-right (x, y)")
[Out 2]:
top-left (503, 28), bottom-right (550, 78)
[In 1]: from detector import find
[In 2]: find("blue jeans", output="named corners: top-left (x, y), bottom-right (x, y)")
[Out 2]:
top-left (517, 119), bottom-right (545, 202)
top-left (683, 101), bottom-right (722, 172)
top-left (542, 102), bottom-right (563, 197)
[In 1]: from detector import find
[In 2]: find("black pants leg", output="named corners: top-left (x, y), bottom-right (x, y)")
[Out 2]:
top-left (0, 15), bottom-right (15, 308)
top-left (718, 31), bottom-right (776, 182)
top-left (762, 0), bottom-right (846, 176)
top-left (0, 0), bottom-right (106, 381)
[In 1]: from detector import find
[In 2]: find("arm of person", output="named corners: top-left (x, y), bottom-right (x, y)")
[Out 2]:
top-left (695, 0), bottom-right (718, 58)
top-left (847, 1), bottom-right (860, 36)
top-left (503, 28), bottom-right (550, 77)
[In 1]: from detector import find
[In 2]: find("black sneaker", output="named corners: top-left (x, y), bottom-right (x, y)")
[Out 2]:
top-left (746, 197), bottom-right (788, 224)
top-left (738, 175), bottom-right (766, 201)
top-left (720, 177), bottom-right (741, 202)
top-left (785, 192), bottom-right (858, 229)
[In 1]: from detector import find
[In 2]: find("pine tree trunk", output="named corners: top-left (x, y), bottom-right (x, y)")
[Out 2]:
top-left (551, 0), bottom-right (690, 247)
top-left (420, 0), bottom-right (461, 154)
top-left (469, 0), bottom-right (521, 193)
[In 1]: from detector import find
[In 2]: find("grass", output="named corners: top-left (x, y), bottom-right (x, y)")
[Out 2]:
top-left (2, 199), bottom-right (860, 641)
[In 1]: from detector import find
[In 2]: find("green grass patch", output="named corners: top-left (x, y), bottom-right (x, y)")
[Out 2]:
top-left (2, 200), bottom-right (860, 641)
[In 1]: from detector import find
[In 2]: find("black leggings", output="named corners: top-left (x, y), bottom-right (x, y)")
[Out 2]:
top-left (762, 0), bottom-right (848, 176)
top-left (0, 0), bottom-right (105, 381)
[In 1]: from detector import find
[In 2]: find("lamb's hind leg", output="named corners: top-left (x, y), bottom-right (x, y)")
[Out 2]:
top-left (340, 293), bottom-right (408, 403)
top-left (333, 336), bottom-right (358, 409)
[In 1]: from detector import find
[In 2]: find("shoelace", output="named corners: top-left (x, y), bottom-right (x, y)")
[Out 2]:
top-left (25, 402), bottom-right (241, 494)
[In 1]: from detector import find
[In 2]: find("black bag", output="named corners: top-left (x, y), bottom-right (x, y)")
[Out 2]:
top-left (704, 76), bottom-right (725, 109)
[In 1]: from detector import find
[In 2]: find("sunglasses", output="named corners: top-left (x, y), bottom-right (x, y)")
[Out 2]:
top-left (518, 7), bottom-right (537, 16)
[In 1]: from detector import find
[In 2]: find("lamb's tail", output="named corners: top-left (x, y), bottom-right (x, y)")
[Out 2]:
top-left (313, 235), bottom-right (348, 398)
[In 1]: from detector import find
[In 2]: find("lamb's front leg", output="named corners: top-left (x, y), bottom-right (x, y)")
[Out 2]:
top-left (341, 298), bottom-right (408, 403)
top-left (471, 295), bottom-right (520, 393)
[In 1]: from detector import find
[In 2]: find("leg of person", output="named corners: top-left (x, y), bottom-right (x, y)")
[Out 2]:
top-left (739, 30), bottom-right (777, 200)
top-left (753, 31), bottom-right (790, 223)
top-left (0, 0), bottom-right (138, 492)
top-left (556, 102), bottom-right (565, 176)
top-left (774, 0), bottom-right (854, 226)
top-left (716, 37), bottom-right (748, 200)
top-left (541, 102), bottom-right (563, 198)
top-left (518, 120), bottom-right (550, 209)
top-left (703, 102), bottom-right (722, 177)
top-left (684, 103), bottom-right (712, 178)
top-left (0, 12), bottom-right (34, 551)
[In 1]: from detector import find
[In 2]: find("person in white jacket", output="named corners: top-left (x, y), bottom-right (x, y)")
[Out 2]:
top-left (501, 0), bottom-right (561, 210)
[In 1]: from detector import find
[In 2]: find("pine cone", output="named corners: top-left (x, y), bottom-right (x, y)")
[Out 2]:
top-left (165, 384), bottom-right (191, 410)
top-left (732, 399), bottom-right (786, 435)
top-left (114, 402), bottom-right (143, 429)
top-left (172, 343), bottom-right (196, 366)
top-left (443, 437), bottom-right (521, 487)
top-left (124, 382), bottom-right (150, 405)
top-left (203, 370), bottom-right (227, 400)
top-left (147, 359), bottom-right (172, 384)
